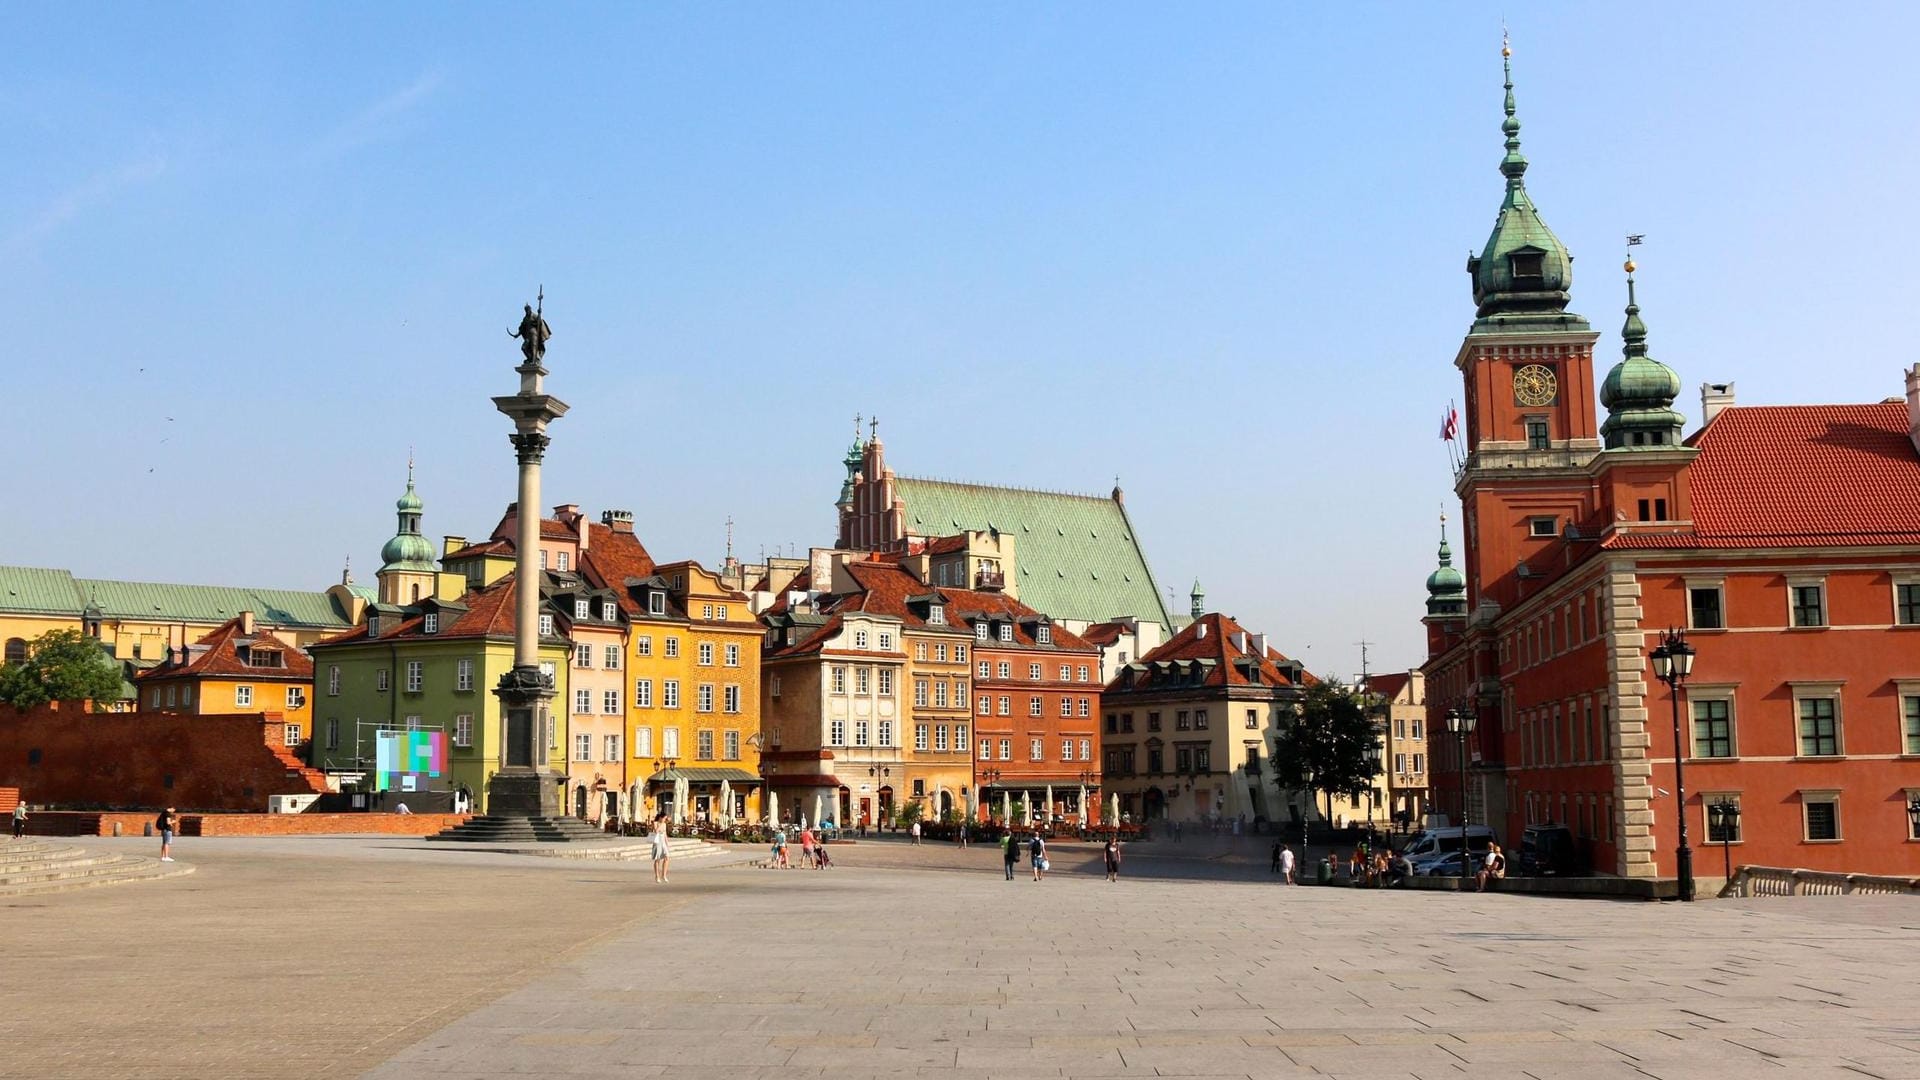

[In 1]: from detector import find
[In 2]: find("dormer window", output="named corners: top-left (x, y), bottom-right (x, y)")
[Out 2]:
top-left (538, 614), bottom-right (554, 637)
top-left (1509, 249), bottom-right (1545, 288)
top-left (367, 615), bottom-right (379, 637)
top-left (997, 623), bottom-right (1013, 643)
top-left (601, 600), bottom-right (616, 621)
top-left (928, 604), bottom-right (945, 626)
top-left (556, 552), bottom-right (570, 572)
top-left (1036, 624), bottom-right (1052, 645)
top-left (423, 613), bottom-right (439, 634)
top-left (647, 591), bottom-right (666, 616)
top-left (975, 623), bottom-right (988, 642)
top-left (574, 599), bottom-right (589, 619)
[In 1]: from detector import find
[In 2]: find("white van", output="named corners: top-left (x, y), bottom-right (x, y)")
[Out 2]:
top-left (1400, 826), bottom-right (1496, 861)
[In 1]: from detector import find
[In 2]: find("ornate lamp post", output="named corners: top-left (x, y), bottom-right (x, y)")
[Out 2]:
top-left (1364, 741), bottom-right (1384, 848)
top-left (1650, 629), bottom-right (1698, 901)
top-left (1709, 798), bottom-right (1740, 889)
top-left (1907, 797), bottom-right (1920, 844)
top-left (869, 764), bottom-right (891, 829)
top-left (1445, 705), bottom-right (1476, 884)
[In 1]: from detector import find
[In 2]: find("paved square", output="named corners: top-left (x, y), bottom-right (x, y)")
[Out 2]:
top-left (7, 836), bottom-right (1920, 1079)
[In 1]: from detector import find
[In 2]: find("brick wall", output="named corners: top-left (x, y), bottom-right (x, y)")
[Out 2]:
top-left (0, 703), bottom-right (328, 812)
top-left (22, 810), bottom-right (471, 837)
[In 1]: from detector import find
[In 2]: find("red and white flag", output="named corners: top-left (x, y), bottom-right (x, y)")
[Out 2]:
top-left (1440, 405), bottom-right (1459, 442)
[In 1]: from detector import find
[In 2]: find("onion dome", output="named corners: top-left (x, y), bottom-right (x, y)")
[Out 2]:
top-left (1466, 41), bottom-right (1577, 321)
top-left (1425, 517), bottom-right (1467, 618)
top-left (1599, 258), bottom-right (1686, 449)
top-left (379, 466), bottom-right (437, 573)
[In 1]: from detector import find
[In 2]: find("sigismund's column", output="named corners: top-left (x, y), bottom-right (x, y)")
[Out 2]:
top-left (487, 297), bottom-right (568, 817)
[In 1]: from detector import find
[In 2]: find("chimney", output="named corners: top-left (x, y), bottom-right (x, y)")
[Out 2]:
top-left (442, 535), bottom-right (467, 557)
top-left (601, 510), bottom-right (634, 534)
top-left (1232, 631), bottom-right (1248, 652)
top-left (1196, 622), bottom-right (1208, 640)
top-left (238, 610), bottom-right (256, 635)
top-left (1700, 382), bottom-right (1736, 426)
top-left (1907, 365), bottom-right (1920, 455)
top-left (1251, 633), bottom-right (1268, 657)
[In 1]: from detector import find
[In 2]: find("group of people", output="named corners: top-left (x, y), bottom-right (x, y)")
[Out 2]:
top-left (765, 825), bottom-right (835, 870)
top-left (996, 831), bottom-right (1125, 882)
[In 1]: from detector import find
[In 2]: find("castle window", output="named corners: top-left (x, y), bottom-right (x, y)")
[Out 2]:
top-left (1525, 419), bottom-right (1549, 450)
top-left (1509, 250), bottom-right (1545, 287)
top-left (1528, 517), bottom-right (1557, 538)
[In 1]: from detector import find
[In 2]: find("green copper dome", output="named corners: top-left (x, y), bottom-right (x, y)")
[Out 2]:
top-left (1599, 263), bottom-right (1686, 449)
top-left (379, 470), bottom-right (438, 574)
top-left (1425, 521), bottom-right (1467, 618)
top-left (1466, 47), bottom-right (1577, 321)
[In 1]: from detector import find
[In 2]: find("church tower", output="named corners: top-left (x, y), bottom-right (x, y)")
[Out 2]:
top-left (1453, 40), bottom-right (1602, 616)
top-left (376, 463), bottom-right (438, 607)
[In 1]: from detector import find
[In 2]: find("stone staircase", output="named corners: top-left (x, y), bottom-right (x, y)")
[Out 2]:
top-left (537, 835), bottom-right (749, 865)
top-left (425, 814), bottom-right (614, 844)
top-left (0, 840), bottom-right (195, 898)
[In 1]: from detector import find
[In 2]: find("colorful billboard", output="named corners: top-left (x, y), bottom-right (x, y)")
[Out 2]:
top-left (374, 729), bottom-right (447, 793)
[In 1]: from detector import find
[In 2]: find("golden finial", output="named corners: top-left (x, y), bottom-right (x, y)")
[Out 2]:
top-left (1501, 23), bottom-right (1511, 58)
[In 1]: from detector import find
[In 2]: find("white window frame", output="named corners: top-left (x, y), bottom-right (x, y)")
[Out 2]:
top-left (830, 718), bottom-right (846, 745)
top-left (405, 661), bottom-right (423, 693)
top-left (698, 642), bottom-right (714, 666)
top-left (575, 599), bottom-right (590, 620)
top-left (929, 605), bottom-right (945, 625)
top-left (915, 724), bottom-right (930, 751)
top-left (1787, 576), bottom-right (1828, 629)
top-left (605, 645), bottom-right (621, 669)
top-left (603, 689), bottom-right (621, 714)
top-left (725, 643), bottom-right (740, 667)
top-left (1686, 684), bottom-right (1738, 759)
top-left (1685, 576), bottom-right (1727, 631)
top-left (1029, 696), bottom-right (1042, 718)
top-left (286, 686), bottom-right (305, 709)
top-left (604, 734), bottom-right (622, 762)
top-left (236, 684), bottom-right (253, 707)
top-left (454, 713), bottom-right (472, 748)
top-left (664, 638), bottom-right (679, 658)
top-left (979, 738), bottom-right (991, 760)
top-left (327, 665), bottom-right (340, 696)
top-left (853, 629), bottom-right (869, 649)
top-left (662, 726), bottom-right (680, 757)
top-left (878, 632), bottom-right (893, 651)
top-left (635, 679), bottom-right (652, 708)
top-left (999, 738), bottom-right (1011, 760)
top-left (724, 684), bottom-right (740, 713)
top-left (1800, 789), bottom-right (1841, 842)
top-left (575, 643), bottom-right (593, 668)
top-left (878, 719), bottom-right (893, 746)
top-left (602, 600), bottom-right (617, 621)
top-left (998, 624), bottom-right (1013, 643)
top-left (1029, 737), bottom-right (1043, 761)
top-left (423, 612), bottom-right (439, 635)
top-left (635, 726), bottom-right (653, 758)
top-left (662, 680), bottom-right (680, 709)
top-left (574, 688), bottom-right (592, 714)
top-left (697, 683), bottom-right (714, 713)
top-left (574, 733), bottom-right (593, 762)
top-left (831, 667), bottom-right (846, 695)
top-left (538, 614), bottom-right (554, 637)
top-left (456, 659), bottom-right (473, 691)
top-left (878, 669), bottom-right (893, 696)
top-left (648, 591), bottom-right (666, 616)
top-left (635, 636), bottom-right (653, 657)
top-left (1791, 682), bottom-right (1845, 758)
top-left (856, 668), bottom-right (870, 695)
top-left (915, 679), bottom-right (929, 707)
top-left (975, 623), bottom-right (988, 642)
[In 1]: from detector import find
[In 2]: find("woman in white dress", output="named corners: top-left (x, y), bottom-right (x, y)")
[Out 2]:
top-left (650, 816), bottom-right (671, 883)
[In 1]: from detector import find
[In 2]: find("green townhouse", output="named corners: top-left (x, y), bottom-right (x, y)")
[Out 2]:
top-left (308, 573), bottom-right (572, 812)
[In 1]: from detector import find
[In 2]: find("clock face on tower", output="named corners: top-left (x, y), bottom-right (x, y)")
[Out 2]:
top-left (1513, 364), bottom-right (1558, 407)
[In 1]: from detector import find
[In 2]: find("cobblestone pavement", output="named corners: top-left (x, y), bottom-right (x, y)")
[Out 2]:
top-left (8, 835), bottom-right (1920, 1080)
top-left (369, 837), bottom-right (1920, 1080)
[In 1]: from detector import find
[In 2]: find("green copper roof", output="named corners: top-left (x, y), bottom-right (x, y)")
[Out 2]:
top-left (892, 478), bottom-right (1172, 632)
top-left (1466, 46), bottom-right (1582, 328)
top-left (0, 565), bottom-right (360, 629)
top-left (1425, 522), bottom-right (1467, 617)
top-left (380, 470), bottom-right (438, 573)
top-left (1599, 265), bottom-right (1686, 449)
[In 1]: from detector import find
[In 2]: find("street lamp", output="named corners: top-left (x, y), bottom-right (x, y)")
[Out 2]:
top-left (1709, 798), bottom-right (1740, 888)
top-left (868, 764), bottom-right (891, 830)
top-left (1650, 629), bottom-right (1698, 902)
top-left (1445, 705), bottom-right (1476, 885)
top-left (1907, 797), bottom-right (1920, 843)
top-left (1364, 741), bottom-right (1384, 847)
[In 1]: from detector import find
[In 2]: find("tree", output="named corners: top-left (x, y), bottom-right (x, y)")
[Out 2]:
top-left (0, 629), bottom-right (125, 711)
top-left (1270, 680), bottom-right (1380, 826)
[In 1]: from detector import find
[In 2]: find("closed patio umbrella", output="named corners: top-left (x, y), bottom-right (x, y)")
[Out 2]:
top-left (1001, 790), bottom-right (1011, 824)
top-left (814, 793), bottom-right (825, 831)
top-left (1022, 791), bottom-right (1032, 825)
top-left (767, 790), bottom-right (779, 826)
top-left (719, 780), bottom-right (733, 827)
top-left (1109, 793), bottom-right (1120, 827)
top-left (1079, 785), bottom-right (1089, 824)
top-left (674, 775), bottom-right (690, 824)
top-left (1046, 784), bottom-right (1055, 823)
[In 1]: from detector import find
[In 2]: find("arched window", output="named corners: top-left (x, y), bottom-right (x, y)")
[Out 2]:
top-left (411, 584), bottom-right (422, 603)
top-left (3, 638), bottom-right (26, 666)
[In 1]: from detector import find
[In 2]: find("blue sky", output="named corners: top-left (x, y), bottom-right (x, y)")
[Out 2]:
top-left (5, 4), bottom-right (1917, 677)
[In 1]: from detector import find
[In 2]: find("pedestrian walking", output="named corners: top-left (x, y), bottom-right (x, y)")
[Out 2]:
top-left (1104, 836), bottom-right (1122, 882)
top-left (1002, 831), bottom-right (1018, 880)
top-left (1278, 843), bottom-right (1296, 885)
top-left (1029, 831), bottom-right (1048, 881)
top-left (156, 807), bottom-right (177, 861)
top-left (10, 801), bottom-right (27, 839)
top-left (957, 822), bottom-right (969, 848)
top-left (650, 816), bottom-right (671, 882)
top-left (910, 820), bottom-right (921, 846)
top-left (801, 826), bottom-right (818, 868)
top-left (1270, 839), bottom-right (1281, 874)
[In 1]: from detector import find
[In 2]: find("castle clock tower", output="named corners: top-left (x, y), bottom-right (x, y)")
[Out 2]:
top-left (1453, 41), bottom-right (1602, 616)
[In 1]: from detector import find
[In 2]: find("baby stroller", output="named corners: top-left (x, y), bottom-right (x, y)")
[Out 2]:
top-left (813, 842), bottom-right (833, 869)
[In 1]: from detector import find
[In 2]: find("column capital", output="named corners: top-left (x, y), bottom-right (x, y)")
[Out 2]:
top-left (510, 431), bottom-right (550, 465)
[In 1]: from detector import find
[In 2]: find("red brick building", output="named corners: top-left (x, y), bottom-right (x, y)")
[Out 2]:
top-left (1422, 48), bottom-right (1920, 886)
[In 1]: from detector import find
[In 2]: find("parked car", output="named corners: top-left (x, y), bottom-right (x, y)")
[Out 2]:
top-left (1399, 825), bottom-right (1496, 863)
top-left (1517, 823), bottom-right (1583, 876)
top-left (1412, 850), bottom-right (1486, 877)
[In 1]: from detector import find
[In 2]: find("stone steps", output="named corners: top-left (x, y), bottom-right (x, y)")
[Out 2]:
top-left (0, 840), bottom-right (195, 897)
top-left (426, 814), bottom-right (615, 844)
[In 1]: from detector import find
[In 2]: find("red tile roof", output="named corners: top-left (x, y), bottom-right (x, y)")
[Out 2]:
top-left (137, 615), bottom-right (314, 682)
top-left (1079, 621), bottom-right (1127, 647)
top-left (1364, 672), bottom-right (1411, 700)
top-left (313, 575), bottom-right (528, 646)
top-left (444, 539), bottom-right (514, 560)
top-left (1111, 613), bottom-right (1307, 691)
top-left (841, 563), bottom-right (972, 633)
top-left (578, 524), bottom-right (658, 617)
top-left (1607, 403), bottom-right (1920, 550)
top-left (928, 586), bottom-right (1098, 653)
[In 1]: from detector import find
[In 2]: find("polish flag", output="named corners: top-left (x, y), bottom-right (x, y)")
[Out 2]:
top-left (1440, 405), bottom-right (1459, 442)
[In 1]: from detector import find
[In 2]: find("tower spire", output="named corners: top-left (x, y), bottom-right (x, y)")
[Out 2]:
top-left (1599, 242), bottom-right (1686, 450)
top-left (1501, 31), bottom-right (1527, 187)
